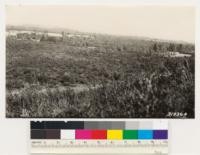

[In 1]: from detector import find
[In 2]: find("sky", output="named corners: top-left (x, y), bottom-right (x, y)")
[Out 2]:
top-left (6, 5), bottom-right (195, 43)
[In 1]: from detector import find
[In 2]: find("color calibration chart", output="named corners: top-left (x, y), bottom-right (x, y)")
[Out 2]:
top-left (30, 121), bottom-right (168, 155)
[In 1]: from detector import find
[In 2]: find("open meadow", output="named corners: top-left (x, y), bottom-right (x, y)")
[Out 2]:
top-left (6, 31), bottom-right (195, 118)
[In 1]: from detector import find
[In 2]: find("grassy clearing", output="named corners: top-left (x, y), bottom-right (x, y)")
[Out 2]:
top-left (6, 36), bottom-right (194, 118)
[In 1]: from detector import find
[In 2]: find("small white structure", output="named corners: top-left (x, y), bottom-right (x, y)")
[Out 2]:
top-left (6, 30), bottom-right (18, 37)
top-left (47, 32), bottom-right (62, 37)
top-left (165, 51), bottom-right (191, 57)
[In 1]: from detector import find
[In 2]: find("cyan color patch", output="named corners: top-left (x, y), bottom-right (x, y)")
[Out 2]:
top-left (138, 130), bottom-right (153, 139)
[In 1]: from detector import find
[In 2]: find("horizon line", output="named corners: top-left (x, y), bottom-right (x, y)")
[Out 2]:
top-left (6, 24), bottom-right (195, 44)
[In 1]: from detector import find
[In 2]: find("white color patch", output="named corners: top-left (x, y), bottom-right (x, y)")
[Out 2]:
top-left (61, 130), bottom-right (75, 139)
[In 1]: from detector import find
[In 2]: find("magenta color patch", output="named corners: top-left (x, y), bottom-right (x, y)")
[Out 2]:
top-left (75, 130), bottom-right (92, 139)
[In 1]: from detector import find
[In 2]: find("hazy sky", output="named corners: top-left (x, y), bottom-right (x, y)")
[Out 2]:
top-left (6, 5), bottom-right (195, 43)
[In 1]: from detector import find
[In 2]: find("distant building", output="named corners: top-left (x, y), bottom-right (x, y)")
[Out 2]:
top-left (48, 32), bottom-right (62, 37)
top-left (16, 33), bottom-right (30, 40)
top-left (62, 31), bottom-right (94, 40)
top-left (7, 29), bottom-right (94, 43)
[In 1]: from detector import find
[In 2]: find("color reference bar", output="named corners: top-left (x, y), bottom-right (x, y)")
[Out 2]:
top-left (31, 121), bottom-right (168, 130)
top-left (31, 129), bottom-right (168, 140)
top-left (30, 121), bottom-right (168, 155)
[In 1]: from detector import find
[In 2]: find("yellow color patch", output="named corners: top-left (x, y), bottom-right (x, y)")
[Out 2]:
top-left (107, 130), bottom-right (123, 140)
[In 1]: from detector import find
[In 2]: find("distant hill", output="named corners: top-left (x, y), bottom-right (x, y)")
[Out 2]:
top-left (6, 25), bottom-right (79, 34)
top-left (6, 25), bottom-right (194, 47)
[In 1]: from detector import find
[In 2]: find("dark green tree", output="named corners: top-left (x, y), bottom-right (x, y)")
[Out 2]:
top-left (168, 43), bottom-right (175, 51)
top-left (153, 43), bottom-right (158, 52)
top-left (177, 44), bottom-right (183, 53)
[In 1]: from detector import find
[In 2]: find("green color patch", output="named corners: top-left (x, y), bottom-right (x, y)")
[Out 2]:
top-left (123, 130), bottom-right (138, 139)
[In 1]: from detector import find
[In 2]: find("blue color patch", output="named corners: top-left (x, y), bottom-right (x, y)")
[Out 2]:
top-left (138, 130), bottom-right (153, 139)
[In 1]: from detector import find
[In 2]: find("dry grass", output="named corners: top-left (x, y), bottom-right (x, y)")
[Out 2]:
top-left (6, 37), bottom-right (195, 118)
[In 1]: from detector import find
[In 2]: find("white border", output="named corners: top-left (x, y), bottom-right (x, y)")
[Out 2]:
top-left (4, 0), bottom-right (198, 5)
top-left (1, 0), bottom-right (198, 121)
top-left (0, 1), bottom-right (6, 119)
top-left (1, 1), bottom-right (200, 155)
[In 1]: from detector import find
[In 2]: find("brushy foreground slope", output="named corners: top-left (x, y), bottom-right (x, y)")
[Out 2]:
top-left (6, 35), bottom-right (194, 118)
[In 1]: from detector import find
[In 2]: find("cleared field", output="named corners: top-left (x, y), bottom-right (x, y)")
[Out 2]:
top-left (6, 35), bottom-right (195, 118)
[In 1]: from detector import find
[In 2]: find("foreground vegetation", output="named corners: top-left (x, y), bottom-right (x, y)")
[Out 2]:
top-left (6, 33), bottom-right (195, 118)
